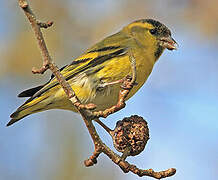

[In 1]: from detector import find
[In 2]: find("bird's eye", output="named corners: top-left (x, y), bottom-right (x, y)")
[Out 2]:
top-left (149, 28), bottom-right (157, 35)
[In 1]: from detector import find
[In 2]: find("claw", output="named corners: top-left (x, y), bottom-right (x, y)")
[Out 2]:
top-left (120, 75), bottom-right (134, 90)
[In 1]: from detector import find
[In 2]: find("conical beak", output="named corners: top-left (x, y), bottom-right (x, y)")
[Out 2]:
top-left (159, 36), bottom-right (178, 50)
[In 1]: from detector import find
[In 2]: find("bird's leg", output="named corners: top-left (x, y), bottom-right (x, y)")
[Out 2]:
top-left (102, 79), bottom-right (125, 87)
top-left (97, 79), bottom-right (125, 90)
top-left (98, 75), bottom-right (138, 90)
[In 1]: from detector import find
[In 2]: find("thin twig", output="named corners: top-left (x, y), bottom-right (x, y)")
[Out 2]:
top-left (84, 147), bottom-right (102, 167)
top-left (18, 0), bottom-right (176, 179)
top-left (94, 119), bottom-right (113, 134)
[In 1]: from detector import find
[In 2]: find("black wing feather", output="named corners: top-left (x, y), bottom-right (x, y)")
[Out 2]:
top-left (18, 85), bottom-right (44, 98)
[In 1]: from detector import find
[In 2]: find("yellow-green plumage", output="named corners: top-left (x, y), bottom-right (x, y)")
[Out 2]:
top-left (8, 19), bottom-right (177, 126)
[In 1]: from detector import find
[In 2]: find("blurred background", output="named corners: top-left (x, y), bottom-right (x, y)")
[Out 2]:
top-left (1, 0), bottom-right (218, 179)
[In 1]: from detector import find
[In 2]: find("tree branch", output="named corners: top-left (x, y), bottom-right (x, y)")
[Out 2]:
top-left (18, 0), bottom-right (176, 179)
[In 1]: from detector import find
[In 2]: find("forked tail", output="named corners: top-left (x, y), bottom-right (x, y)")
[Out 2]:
top-left (8, 95), bottom-right (50, 126)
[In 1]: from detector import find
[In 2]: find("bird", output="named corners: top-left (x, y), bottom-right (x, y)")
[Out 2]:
top-left (7, 19), bottom-right (177, 126)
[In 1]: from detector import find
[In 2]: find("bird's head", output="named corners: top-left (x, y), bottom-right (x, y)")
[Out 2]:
top-left (124, 19), bottom-right (178, 58)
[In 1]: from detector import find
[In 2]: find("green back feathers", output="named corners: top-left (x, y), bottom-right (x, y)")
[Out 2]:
top-left (18, 31), bottom-right (130, 101)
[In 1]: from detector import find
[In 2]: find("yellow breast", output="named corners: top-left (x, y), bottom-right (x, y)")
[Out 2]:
top-left (54, 44), bottom-right (157, 112)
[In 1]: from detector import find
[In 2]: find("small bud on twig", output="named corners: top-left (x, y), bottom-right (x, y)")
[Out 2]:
top-left (37, 21), bottom-right (54, 29)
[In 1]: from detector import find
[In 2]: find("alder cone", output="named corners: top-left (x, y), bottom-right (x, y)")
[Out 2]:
top-left (112, 115), bottom-right (149, 156)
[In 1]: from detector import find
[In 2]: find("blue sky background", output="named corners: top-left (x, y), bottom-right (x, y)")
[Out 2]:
top-left (0, 1), bottom-right (218, 180)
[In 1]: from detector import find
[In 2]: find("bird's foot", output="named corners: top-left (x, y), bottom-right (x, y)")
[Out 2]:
top-left (90, 75), bottom-right (137, 119)
top-left (120, 75), bottom-right (137, 90)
